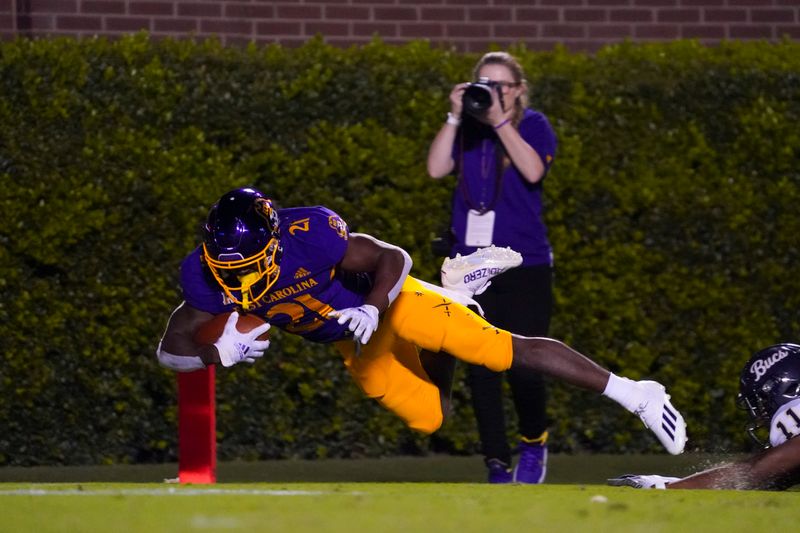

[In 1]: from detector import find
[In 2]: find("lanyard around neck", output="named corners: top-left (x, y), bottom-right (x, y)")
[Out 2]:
top-left (459, 134), bottom-right (505, 214)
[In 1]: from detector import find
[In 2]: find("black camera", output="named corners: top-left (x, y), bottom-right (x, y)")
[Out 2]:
top-left (462, 77), bottom-right (504, 118)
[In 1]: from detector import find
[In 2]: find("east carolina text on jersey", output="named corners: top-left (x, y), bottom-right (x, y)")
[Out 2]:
top-left (267, 278), bottom-right (319, 302)
top-left (180, 206), bottom-right (370, 343)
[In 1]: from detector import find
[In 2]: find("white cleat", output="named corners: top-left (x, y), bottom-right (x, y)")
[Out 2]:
top-left (633, 381), bottom-right (687, 455)
top-left (440, 245), bottom-right (523, 296)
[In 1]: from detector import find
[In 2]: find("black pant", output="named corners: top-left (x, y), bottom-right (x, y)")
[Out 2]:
top-left (468, 264), bottom-right (552, 465)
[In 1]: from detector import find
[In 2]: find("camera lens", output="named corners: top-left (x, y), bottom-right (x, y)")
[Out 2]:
top-left (462, 84), bottom-right (493, 117)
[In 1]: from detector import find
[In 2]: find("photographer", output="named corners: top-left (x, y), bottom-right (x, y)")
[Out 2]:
top-left (427, 52), bottom-right (557, 484)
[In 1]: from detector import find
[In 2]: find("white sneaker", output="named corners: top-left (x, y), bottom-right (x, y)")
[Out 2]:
top-left (440, 246), bottom-right (523, 296)
top-left (632, 381), bottom-right (687, 455)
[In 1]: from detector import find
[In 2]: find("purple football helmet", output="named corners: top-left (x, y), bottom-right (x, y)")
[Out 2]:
top-left (202, 187), bottom-right (282, 310)
top-left (737, 343), bottom-right (800, 446)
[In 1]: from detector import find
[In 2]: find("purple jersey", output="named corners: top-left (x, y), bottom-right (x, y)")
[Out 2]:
top-left (180, 206), bottom-right (371, 344)
top-left (450, 108), bottom-right (557, 267)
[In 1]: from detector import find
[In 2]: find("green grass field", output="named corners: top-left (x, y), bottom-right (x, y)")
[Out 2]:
top-left (1, 455), bottom-right (796, 532)
top-left (1, 482), bottom-right (796, 532)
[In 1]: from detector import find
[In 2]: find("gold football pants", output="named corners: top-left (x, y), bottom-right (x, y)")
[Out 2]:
top-left (335, 277), bottom-right (513, 434)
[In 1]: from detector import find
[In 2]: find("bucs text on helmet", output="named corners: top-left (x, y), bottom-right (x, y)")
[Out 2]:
top-left (737, 343), bottom-right (800, 447)
top-left (202, 187), bottom-right (282, 311)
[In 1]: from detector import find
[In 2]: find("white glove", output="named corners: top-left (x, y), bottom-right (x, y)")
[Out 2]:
top-left (607, 474), bottom-right (681, 489)
top-left (214, 311), bottom-right (271, 367)
top-left (329, 304), bottom-right (379, 345)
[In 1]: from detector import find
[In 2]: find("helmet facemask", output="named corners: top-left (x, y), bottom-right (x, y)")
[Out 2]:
top-left (737, 390), bottom-right (772, 448)
top-left (203, 238), bottom-right (281, 311)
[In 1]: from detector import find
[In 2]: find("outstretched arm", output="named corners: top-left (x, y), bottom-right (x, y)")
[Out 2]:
top-left (668, 437), bottom-right (800, 490)
top-left (609, 437), bottom-right (800, 490)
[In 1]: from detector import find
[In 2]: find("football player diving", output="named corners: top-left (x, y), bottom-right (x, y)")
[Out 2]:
top-left (609, 343), bottom-right (800, 490)
top-left (157, 187), bottom-right (687, 455)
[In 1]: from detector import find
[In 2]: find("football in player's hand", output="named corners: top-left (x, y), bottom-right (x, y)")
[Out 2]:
top-left (194, 312), bottom-right (270, 345)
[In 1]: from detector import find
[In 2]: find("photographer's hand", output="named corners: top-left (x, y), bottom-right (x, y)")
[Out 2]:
top-left (449, 83), bottom-right (469, 118)
top-left (486, 87), bottom-right (511, 128)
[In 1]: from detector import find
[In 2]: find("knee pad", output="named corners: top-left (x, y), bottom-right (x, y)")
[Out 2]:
top-left (381, 383), bottom-right (443, 435)
top-left (337, 338), bottom-right (444, 433)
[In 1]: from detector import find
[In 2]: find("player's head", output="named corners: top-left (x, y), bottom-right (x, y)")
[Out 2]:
top-left (737, 343), bottom-right (800, 446)
top-left (202, 187), bottom-right (282, 311)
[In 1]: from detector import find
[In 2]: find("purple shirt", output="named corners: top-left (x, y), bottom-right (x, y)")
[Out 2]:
top-left (450, 108), bottom-right (557, 266)
top-left (180, 206), bottom-right (370, 344)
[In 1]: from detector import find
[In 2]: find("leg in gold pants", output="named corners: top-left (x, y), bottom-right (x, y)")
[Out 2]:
top-left (335, 277), bottom-right (513, 434)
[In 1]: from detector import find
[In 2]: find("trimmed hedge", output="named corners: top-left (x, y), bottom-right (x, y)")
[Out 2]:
top-left (1, 35), bottom-right (798, 465)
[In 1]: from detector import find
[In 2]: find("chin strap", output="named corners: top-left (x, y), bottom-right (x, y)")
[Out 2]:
top-left (238, 271), bottom-right (262, 311)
